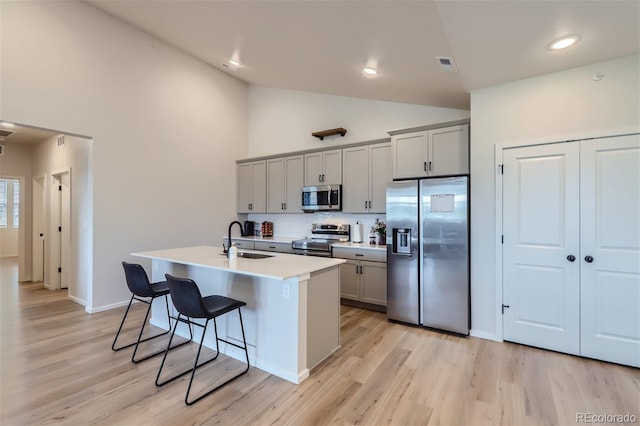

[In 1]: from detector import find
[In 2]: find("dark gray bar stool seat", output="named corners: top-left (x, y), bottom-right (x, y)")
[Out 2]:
top-left (155, 273), bottom-right (250, 405)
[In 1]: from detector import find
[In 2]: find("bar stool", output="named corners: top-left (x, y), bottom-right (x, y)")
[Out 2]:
top-left (112, 262), bottom-right (191, 363)
top-left (155, 273), bottom-right (250, 406)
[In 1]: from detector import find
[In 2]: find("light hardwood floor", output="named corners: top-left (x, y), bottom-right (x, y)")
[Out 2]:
top-left (1, 258), bottom-right (638, 425)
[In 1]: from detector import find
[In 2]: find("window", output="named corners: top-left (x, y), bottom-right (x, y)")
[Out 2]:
top-left (13, 180), bottom-right (19, 228)
top-left (0, 180), bottom-right (6, 228)
top-left (0, 179), bottom-right (19, 228)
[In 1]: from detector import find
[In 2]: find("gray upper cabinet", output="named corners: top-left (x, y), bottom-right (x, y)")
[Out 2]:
top-left (304, 149), bottom-right (342, 185)
top-left (343, 142), bottom-right (391, 213)
top-left (237, 160), bottom-right (266, 213)
top-left (392, 124), bottom-right (469, 179)
top-left (266, 155), bottom-right (304, 213)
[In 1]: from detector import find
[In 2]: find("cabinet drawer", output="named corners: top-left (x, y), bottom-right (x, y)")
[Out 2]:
top-left (332, 247), bottom-right (386, 262)
top-left (254, 241), bottom-right (292, 253)
top-left (223, 238), bottom-right (255, 250)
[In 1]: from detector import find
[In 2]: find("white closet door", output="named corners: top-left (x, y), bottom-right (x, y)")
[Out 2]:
top-left (503, 142), bottom-right (580, 355)
top-left (580, 134), bottom-right (640, 367)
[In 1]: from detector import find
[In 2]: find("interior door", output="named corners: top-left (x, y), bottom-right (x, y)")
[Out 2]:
top-left (502, 142), bottom-right (580, 355)
top-left (580, 135), bottom-right (640, 367)
top-left (32, 176), bottom-right (45, 282)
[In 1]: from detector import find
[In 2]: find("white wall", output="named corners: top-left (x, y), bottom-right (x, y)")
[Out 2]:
top-left (470, 54), bottom-right (640, 340)
top-left (0, 141), bottom-right (33, 278)
top-left (248, 86), bottom-right (469, 157)
top-left (1, 1), bottom-right (248, 311)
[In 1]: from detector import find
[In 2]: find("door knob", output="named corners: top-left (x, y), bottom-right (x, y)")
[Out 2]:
top-left (585, 255), bottom-right (594, 263)
top-left (567, 255), bottom-right (576, 262)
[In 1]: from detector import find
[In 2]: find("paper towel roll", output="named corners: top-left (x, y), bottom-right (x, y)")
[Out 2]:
top-left (352, 223), bottom-right (363, 243)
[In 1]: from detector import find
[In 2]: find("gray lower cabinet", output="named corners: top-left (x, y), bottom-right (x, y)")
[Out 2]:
top-left (254, 241), bottom-right (292, 253)
top-left (333, 246), bottom-right (386, 309)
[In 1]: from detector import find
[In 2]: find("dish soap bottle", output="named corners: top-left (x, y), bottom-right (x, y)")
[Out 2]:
top-left (228, 242), bottom-right (238, 259)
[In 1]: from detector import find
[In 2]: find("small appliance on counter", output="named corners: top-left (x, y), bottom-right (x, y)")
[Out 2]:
top-left (243, 221), bottom-right (255, 236)
top-left (292, 223), bottom-right (350, 257)
top-left (261, 221), bottom-right (274, 237)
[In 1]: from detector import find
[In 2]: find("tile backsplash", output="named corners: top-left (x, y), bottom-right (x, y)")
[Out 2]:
top-left (245, 212), bottom-right (386, 240)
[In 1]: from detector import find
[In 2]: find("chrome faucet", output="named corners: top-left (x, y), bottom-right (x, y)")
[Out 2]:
top-left (224, 221), bottom-right (244, 256)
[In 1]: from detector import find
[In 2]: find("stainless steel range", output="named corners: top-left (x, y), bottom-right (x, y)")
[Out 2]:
top-left (292, 224), bottom-right (350, 257)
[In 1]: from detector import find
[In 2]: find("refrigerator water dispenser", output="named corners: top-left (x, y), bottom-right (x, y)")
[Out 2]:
top-left (393, 228), bottom-right (412, 254)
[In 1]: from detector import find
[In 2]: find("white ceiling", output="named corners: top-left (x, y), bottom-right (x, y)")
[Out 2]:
top-left (0, 123), bottom-right (57, 145)
top-left (86, 0), bottom-right (639, 110)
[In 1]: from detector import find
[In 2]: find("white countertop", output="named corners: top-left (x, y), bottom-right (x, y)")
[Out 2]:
top-left (132, 245), bottom-right (345, 281)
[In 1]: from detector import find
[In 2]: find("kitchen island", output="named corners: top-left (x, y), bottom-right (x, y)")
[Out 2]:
top-left (132, 246), bottom-right (345, 384)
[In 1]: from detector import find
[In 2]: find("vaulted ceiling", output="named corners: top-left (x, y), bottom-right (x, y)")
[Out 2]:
top-left (3, 1), bottom-right (639, 144)
top-left (87, 0), bottom-right (639, 110)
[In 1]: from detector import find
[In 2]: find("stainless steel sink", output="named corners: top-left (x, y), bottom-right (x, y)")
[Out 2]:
top-left (238, 252), bottom-right (273, 259)
top-left (221, 252), bottom-right (274, 259)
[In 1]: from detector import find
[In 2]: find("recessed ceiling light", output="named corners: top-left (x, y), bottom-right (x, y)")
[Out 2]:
top-left (549, 35), bottom-right (581, 50)
top-left (222, 58), bottom-right (242, 70)
top-left (362, 66), bottom-right (380, 76)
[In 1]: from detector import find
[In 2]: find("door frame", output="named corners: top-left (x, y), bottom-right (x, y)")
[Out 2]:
top-left (493, 128), bottom-right (639, 342)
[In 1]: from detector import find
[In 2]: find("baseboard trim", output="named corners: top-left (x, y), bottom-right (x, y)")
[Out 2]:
top-left (470, 329), bottom-right (502, 342)
top-left (68, 294), bottom-right (86, 307)
top-left (86, 299), bottom-right (131, 314)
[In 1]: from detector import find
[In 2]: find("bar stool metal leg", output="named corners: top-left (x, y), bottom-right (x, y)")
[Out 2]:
top-left (112, 294), bottom-right (192, 363)
top-left (155, 307), bottom-right (251, 405)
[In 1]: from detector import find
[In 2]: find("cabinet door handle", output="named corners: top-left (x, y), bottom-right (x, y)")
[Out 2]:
top-left (424, 161), bottom-right (427, 172)
top-left (355, 253), bottom-right (364, 257)
top-left (322, 174), bottom-right (325, 182)
top-left (368, 201), bottom-right (372, 209)
top-left (284, 202), bottom-right (287, 210)
top-left (428, 161), bottom-right (432, 171)
top-left (355, 264), bottom-right (359, 274)
top-left (585, 255), bottom-right (594, 263)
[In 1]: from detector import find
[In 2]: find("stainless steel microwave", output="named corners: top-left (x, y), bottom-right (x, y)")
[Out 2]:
top-left (301, 185), bottom-right (341, 212)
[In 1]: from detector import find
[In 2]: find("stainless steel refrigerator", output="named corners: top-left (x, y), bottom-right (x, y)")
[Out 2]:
top-left (386, 177), bottom-right (470, 335)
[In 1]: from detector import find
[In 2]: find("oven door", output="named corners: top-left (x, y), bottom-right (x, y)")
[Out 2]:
top-left (292, 248), bottom-right (332, 257)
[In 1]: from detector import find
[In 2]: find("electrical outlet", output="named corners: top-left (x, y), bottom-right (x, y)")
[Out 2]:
top-left (283, 284), bottom-right (290, 299)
